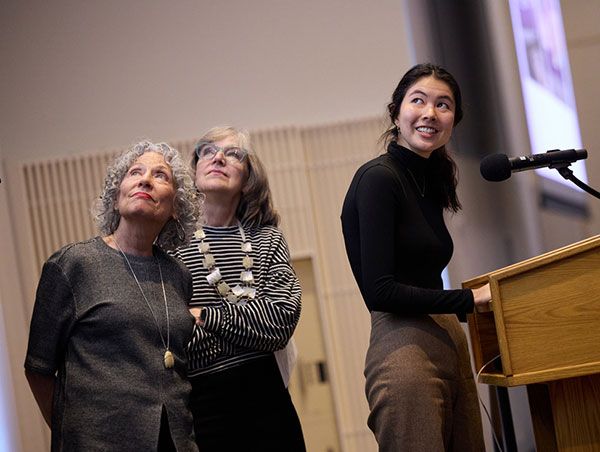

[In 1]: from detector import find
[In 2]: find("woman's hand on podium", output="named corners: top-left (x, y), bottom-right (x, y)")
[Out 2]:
top-left (472, 283), bottom-right (492, 312)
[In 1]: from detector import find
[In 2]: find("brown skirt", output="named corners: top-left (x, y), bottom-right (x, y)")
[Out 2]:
top-left (364, 311), bottom-right (485, 452)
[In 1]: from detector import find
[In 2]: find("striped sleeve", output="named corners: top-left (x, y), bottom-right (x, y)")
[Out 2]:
top-left (203, 233), bottom-right (301, 351)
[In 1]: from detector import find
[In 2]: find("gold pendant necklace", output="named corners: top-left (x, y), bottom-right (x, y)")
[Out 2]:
top-left (113, 237), bottom-right (174, 369)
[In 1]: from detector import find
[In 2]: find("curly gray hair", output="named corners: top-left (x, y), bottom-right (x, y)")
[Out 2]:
top-left (92, 140), bottom-right (201, 250)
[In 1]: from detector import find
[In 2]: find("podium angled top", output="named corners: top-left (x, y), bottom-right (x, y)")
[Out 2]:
top-left (463, 235), bottom-right (600, 386)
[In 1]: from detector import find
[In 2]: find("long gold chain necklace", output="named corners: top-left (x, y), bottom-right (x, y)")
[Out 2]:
top-left (113, 237), bottom-right (174, 369)
top-left (194, 220), bottom-right (256, 305)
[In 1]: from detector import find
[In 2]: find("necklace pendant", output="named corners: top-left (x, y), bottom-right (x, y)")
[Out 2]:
top-left (243, 256), bottom-right (254, 269)
top-left (232, 284), bottom-right (245, 297)
top-left (407, 168), bottom-right (426, 197)
top-left (206, 268), bottom-right (222, 285)
top-left (164, 350), bottom-right (174, 368)
top-left (202, 254), bottom-right (216, 269)
top-left (245, 287), bottom-right (257, 299)
top-left (240, 270), bottom-right (254, 284)
top-left (217, 280), bottom-right (230, 296)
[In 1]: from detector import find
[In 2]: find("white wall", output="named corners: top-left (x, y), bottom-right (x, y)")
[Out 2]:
top-left (561, 0), bottom-right (600, 239)
top-left (0, 0), bottom-right (409, 161)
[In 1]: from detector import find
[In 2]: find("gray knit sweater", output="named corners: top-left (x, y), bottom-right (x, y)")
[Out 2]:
top-left (25, 237), bottom-right (198, 452)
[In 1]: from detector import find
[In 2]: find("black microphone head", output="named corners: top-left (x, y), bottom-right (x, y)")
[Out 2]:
top-left (480, 154), bottom-right (512, 182)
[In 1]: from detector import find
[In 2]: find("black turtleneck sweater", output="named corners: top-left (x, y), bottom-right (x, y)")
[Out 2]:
top-left (341, 142), bottom-right (474, 317)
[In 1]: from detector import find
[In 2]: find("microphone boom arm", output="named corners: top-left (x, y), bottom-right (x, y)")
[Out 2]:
top-left (552, 163), bottom-right (600, 200)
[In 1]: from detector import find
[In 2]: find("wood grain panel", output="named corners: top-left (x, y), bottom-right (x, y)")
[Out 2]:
top-left (549, 375), bottom-right (600, 451)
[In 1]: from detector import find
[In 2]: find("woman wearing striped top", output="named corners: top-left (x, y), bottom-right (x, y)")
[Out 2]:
top-left (172, 126), bottom-right (305, 452)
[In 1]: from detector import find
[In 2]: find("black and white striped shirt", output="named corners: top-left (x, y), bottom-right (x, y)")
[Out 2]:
top-left (172, 224), bottom-right (301, 377)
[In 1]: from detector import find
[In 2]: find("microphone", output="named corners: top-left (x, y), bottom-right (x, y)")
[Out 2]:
top-left (480, 149), bottom-right (588, 182)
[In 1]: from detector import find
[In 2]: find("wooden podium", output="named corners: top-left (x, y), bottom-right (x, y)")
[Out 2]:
top-left (463, 235), bottom-right (600, 452)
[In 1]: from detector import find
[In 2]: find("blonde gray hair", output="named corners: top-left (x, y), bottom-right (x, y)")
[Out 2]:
top-left (192, 126), bottom-right (279, 228)
top-left (92, 140), bottom-right (201, 250)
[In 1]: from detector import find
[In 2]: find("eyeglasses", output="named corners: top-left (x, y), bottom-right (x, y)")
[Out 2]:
top-left (194, 142), bottom-right (248, 164)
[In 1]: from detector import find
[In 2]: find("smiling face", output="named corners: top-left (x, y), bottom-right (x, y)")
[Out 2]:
top-left (395, 75), bottom-right (456, 158)
top-left (195, 135), bottom-right (248, 205)
top-left (115, 151), bottom-right (177, 227)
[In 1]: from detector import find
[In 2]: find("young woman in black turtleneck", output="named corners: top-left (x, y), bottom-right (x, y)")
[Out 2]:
top-left (341, 63), bottom-right (491, 452)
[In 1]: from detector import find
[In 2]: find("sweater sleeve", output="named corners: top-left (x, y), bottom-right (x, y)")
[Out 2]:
top-left (353, 164), bottom-right (474, 316)
top-left (202, 232), bottom-right (301, 352)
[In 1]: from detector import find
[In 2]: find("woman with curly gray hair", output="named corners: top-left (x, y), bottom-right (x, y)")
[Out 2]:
top-left (93, 140), bottom-right (200, 250)
top-left (25, 140), bottom-right (200, 452)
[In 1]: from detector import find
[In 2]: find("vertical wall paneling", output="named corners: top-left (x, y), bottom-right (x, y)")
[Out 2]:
top-left (66, 158), bottom-right (85, 241)
top-left (2, 159), bottom-right (51, 451)
top-left (40, 164), bottom-right (59, 259)
top-left (56, 160), bottom-right (75, 243)
top-left (301, 117), bottom-right (383, 451)
top-left (22, 165), bottom-right (44, 273)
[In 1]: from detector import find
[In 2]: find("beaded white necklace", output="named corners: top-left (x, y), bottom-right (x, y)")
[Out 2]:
top-left (113, 237), bottom-right (174, 369)
top-left (193, 220), bottom-right (256, 305)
